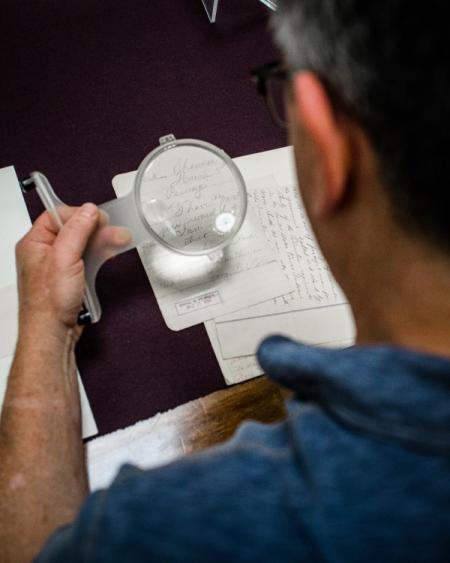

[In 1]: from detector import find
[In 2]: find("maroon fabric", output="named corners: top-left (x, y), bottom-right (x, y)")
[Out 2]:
top-left (0, 0), bottom-right (285, 436)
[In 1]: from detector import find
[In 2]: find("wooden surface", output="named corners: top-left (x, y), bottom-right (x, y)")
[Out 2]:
top-left (173, 376), bottom-right (288, 454)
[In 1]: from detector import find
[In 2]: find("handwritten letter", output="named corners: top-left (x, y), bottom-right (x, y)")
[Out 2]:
top-left (218, 176), bottom-right (347, 322)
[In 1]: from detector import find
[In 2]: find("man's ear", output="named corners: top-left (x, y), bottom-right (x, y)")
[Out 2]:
top-left (291, 72), bottom-right (351, 217)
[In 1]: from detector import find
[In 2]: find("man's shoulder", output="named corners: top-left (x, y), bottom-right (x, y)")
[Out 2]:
top-left (37, 341), bottom-right (450, 563)
top-left (105, 425), bottom-right (311, 537)
top-left (37, 421), bottom-right (316, 563)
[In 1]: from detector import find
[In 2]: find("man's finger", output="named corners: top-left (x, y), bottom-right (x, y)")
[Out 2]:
top-left (96, 225), bottom-right (132, 249)
top-left (53, 203), bottom-right (99, 265)
top-left (17, 207), bottom-right (77, 248)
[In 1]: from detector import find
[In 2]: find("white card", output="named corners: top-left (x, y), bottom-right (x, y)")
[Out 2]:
top-left (217, 176), bottom-right (347, 322)
top-left (233, 146), bottom-right (297, 188)
top-left (0, 169), bottom-right (32, 287)
top-left (205, 312), bottom-right (354, 386)
top-left (204, 319), bottom-right (264, 385)
top-left (216, 303), bottom-right (355, 359)
top-left (112, 172), bottom-right (293, 331)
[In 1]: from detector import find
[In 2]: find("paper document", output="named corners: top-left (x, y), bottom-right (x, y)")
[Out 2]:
top-left (0, 166), bottom-right (97, 438)
top-left (210, 174), bottom-right (355, 359)
top-left (205, 318), bottom-right (353, 387)
top-left (204, 320), bottom-right (264, 385)
top-left (218, 176), bottom-right (346, 321)
top-left (200, 148), bottom-right (355, 385)
top-left (233, 146), bottom-right (297, 187)
top-left (112, 172), bottom-right (293, 330)
top-left (216, 304), bottom-right (354, 358)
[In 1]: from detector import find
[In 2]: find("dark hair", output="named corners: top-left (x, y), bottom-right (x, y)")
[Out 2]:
top-left (273, 1), bottom-right (450, 249)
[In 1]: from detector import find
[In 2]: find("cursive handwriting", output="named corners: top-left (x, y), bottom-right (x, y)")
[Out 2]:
top-left (249, 182), bottom-right (345, 310)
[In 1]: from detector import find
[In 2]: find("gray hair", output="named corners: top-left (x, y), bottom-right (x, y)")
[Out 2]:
top-left (271, 1), bottom-right (372, 124)
top-left (270, 0), bottom-right (450, 251)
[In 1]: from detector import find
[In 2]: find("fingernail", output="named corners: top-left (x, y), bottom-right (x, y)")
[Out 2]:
top-left (115, 227), bottom-right (132, 246)
top-left (80, 203), bottom-right (97, 218)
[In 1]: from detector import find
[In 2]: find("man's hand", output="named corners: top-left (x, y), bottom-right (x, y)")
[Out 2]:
top-left (15, 203), bottom-right (130, 337)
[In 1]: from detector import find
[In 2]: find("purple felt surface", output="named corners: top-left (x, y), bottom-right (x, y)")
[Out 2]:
top-left (0, 0), bottom-right (285, 435)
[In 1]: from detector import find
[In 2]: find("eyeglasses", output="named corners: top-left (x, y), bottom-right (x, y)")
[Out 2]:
top-left (251, 61), bottom-right (289, 130)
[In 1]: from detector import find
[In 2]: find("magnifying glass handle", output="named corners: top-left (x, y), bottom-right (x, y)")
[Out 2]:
top-left (83, 196), bottom-right (149, 323)
top-left (27, 172), bottom-right (148, 324)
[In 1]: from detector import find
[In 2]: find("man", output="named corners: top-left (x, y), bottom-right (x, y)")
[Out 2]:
top-left (1, 0), bottom-right (450, 561)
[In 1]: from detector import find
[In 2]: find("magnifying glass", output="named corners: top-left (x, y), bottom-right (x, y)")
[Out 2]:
top-left (22, 134), bottom-right (247, 324)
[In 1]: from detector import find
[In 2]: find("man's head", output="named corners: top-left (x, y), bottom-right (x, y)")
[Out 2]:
top-left (270, 1), bottom-right (450, 347)
top-left (271, 0), bottom-right (450, 254)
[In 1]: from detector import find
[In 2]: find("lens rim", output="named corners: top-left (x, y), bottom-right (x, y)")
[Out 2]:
top-left (133, 138), bottom-right (248, 256)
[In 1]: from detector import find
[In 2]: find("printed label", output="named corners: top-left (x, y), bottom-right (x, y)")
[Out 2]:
top-left (175, 290), bottom-right (222, 316)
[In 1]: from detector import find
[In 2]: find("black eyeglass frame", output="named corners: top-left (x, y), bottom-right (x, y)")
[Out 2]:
top-left (251, 60), bottom-right (290, 129)
top-left (252, 60), bottom-right (356, 132)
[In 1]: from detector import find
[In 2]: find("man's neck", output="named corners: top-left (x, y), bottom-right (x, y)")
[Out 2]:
top-left (347, 229), bottom-right (450, 358)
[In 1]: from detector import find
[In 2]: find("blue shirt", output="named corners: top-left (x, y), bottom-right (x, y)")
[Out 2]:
top-left (37, 336), bottom-right (450, 562)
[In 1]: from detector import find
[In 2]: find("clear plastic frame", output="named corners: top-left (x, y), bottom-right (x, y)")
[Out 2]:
top-left (201, 0), bottom-right (277, 23)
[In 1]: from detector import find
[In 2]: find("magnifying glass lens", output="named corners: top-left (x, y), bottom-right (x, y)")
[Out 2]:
top-left (137, 143), bottom-right (246, 255)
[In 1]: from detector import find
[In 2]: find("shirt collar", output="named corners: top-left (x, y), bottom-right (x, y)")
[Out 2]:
top-left (257, 336), bottom-right (450, 455)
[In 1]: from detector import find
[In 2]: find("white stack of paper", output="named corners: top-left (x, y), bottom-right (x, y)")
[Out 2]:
top-left (0, 166), bottom-right (97, 438)
top-left (112, 147), bottom-right (355, 386)
top-left (203, 154), bottom-right (355, 384)
top-left (204, 149), bottom-right (355, 384)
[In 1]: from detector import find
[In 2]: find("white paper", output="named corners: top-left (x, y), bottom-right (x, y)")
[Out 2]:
top-left (78, 378), bottom-right (97, 439)
top-left (233, 146), bottom-right (298, 188)
top-left (218, 176), bottom-right (347, 322)
top-left (206, 315), bottom-right (354, 385)
top-left (0, 284), bottom-right (19, 359)
top-left (112, 172), bottom-right (293, 331)
top-left (216, 303), bottom-right (355, 359)
top-left (0, 169), bottom-right (32, 288)
top-left (204, 319), bottom-right (264, 385)
top-left (201, 149), bottom-right (354, 384)
top-left (0, 166), bottom-right (97, 438)
top-left (0, 356), bottom-right (13, 407)
top-left (206, 311), bottom-right (354, 386)
top-left (210, 172), bottom-right (354, 363)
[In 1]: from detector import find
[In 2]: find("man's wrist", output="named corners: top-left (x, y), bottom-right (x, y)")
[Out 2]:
top-left (17, 309), bottom-right (79, 356)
